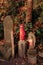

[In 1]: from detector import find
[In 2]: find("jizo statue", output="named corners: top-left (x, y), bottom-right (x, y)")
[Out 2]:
top-left (18, 24), bottom-right (26, 58)
top-left (27, 31), bottom-right (36, 49)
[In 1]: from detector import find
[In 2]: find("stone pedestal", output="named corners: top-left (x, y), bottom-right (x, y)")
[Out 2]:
top-left (27, 49), bottom-right (37, 64)
top-left (18, 40), bottom-right (26, 58)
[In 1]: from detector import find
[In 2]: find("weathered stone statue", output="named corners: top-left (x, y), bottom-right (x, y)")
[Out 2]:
top-left (27, 31), bottom-right (37, 65)
top-left (18, 24), bottom-right (26, 58)
top-left (27, 32), bottom-right (36, 49)
top-left (3, 16), bottom-right (14, 59)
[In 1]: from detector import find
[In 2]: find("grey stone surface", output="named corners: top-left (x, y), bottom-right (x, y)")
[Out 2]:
top-left (3, 16), bottom-right (13, 44)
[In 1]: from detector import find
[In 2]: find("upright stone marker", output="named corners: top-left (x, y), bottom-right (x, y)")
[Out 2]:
top-left (3, 16), bottom-right (14, 57)
top-left (3, 16), bottom-right (13, 44)
top-left (18, 24), bottom-right (26, 58)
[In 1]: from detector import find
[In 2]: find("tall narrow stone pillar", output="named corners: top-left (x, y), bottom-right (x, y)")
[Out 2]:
top-left (18, 24), bottom-right (26, 58)
top-left (3, 16), bottom-right (14, 58)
